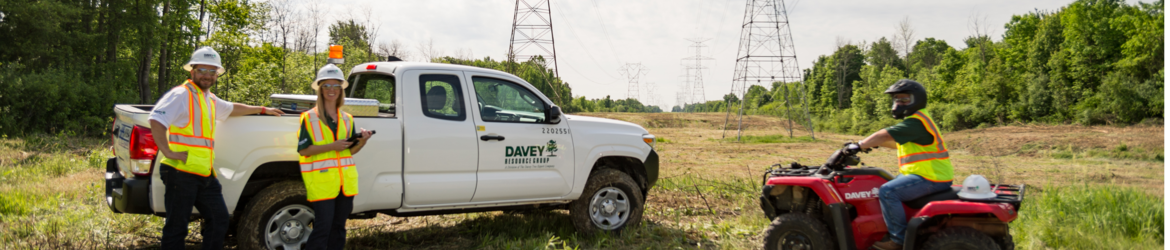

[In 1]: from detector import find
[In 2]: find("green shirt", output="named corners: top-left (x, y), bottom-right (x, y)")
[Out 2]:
top-left (885, 118), bottom-right (934, 145)
top-left (298, 113), bottom-right (358, 152)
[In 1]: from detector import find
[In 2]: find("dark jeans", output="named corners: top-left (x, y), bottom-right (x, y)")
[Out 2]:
top-left (306, 192), bottom-right (354, 250)
top-left (878, 174), bottom-right (953, 244)
top-left (160, 164), bottom-right (229, 250)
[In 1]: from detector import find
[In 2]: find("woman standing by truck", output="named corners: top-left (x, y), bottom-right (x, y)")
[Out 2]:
top-left (297, 64), bottom-right (374, 250)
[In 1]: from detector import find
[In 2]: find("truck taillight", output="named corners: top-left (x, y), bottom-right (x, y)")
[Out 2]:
top-left (128, 125), bottom-right (157, 177)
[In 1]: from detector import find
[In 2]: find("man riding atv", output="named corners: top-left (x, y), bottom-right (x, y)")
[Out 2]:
top-left (857, 79), bottom-right (953, 250)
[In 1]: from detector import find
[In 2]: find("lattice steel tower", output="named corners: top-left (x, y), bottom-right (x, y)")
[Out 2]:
top-left (683, 38), bottom-right (713, 106)
top-left (619, 63), bottom-right (648, 100)
top-left (722, 0), bottom-right (813, 141)
top-left (508, 0), bottom-right (559, 77)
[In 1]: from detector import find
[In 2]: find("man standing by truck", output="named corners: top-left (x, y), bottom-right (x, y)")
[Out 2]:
top-left (148, 46), bottom-right (284, 249)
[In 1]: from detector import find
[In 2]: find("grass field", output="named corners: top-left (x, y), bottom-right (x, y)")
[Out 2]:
top-left (0, 113), bottom-right (1162, 249)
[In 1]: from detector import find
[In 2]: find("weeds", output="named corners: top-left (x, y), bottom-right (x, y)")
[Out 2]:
top-left (1013, 184), bottom-right (1164, 249)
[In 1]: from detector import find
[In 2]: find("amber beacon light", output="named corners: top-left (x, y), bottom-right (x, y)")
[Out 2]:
top-left (328, 45), bottom-right (344, 64)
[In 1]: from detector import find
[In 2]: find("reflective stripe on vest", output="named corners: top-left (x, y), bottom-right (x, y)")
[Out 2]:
top-left (895, 110), bottom-right (954, 182)
top-left (298, 108), bottom-right (358, 201)
top-left (160, 80), bottom-right (217, 177)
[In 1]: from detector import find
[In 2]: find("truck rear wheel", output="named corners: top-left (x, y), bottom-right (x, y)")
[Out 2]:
top-left (569, 168), bottom-right (644, 235)
top-left (922, 226), bottom-right (1001, 250)
top-left (238, 181), bottom-right (314, 250)
top-left (762, 213), bottom-right (835, 250)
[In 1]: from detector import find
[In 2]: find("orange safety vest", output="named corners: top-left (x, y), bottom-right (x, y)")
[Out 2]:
top-left (896, 110), bottom-right (954, 182)
top-left (298, 108), bottom-right (359, 202)
top-left (160, 80), bottom-right (217, 177)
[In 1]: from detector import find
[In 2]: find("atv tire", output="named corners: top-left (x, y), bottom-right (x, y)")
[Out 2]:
top-left (922, 226), bottom-right (1001, 250)
top-left (238, 181), bottom-right (314, 250)
top-left (762, 213), bottom-right (835, 250)
top-left (569, 168), bottom-right (644, 235)
top-left (997, 233), bottom-right (1015, 250)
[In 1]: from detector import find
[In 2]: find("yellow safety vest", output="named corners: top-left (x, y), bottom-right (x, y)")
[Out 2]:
top-left (299, 108), bottom-right (359, 202)
top-left (160, 80), bottom-right (218, 177)
top-left (896, 110), bottom-right (954, 182)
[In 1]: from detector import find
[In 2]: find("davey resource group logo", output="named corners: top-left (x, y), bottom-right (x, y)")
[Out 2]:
top-left (503, 140), bottom-right (558, 165)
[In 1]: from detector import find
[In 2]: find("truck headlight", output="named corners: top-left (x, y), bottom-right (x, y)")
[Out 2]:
top-left (642, 134), bottom-right (656, 150)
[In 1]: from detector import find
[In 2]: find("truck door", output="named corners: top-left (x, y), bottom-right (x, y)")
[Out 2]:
top-left (401, 70), bottom-right (479, 206)
top-left (465, 74), bottom-right (575, 202)
top-left (345, 72), bottom-right (404, 211)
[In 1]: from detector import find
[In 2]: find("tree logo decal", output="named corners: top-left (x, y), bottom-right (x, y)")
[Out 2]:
top-left (546, 140), bottom-right (559, 157)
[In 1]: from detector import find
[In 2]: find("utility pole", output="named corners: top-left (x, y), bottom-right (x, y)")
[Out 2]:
top-left (619, 63), bottom-right (648, 100)
top-left (722, 0), bottom-right (813, 141)
top-left (507, 0), bottom-right (560, 78)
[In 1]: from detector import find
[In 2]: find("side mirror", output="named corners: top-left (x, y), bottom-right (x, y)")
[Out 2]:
top-left (546, 106), bottom-right (562, 124)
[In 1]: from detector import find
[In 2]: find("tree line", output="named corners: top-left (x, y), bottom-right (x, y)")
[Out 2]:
top-left (673, 0), bottom-right (1163, 135)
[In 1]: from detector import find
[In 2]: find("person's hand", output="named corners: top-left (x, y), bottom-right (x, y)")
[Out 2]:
top-left (166, 151), bottom-right (189, 162)
top-left (262, 107), bottom-right (285, 116)
top-left (357, 128), bottom-right (373, 143)
top-left (330, 140), bottom-right (353, 151)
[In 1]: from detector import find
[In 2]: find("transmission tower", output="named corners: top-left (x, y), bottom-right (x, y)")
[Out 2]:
top-left (683, 38), bottom-right (713, 107)
top-left (619, 63), bottom-right (648, 100)
top-left (507, 0), bottom-right (559, 78)
top-left (722, 0), bottom-right (814, 141)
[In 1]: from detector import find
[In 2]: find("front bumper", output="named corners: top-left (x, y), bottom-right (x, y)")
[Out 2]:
top-left (644, 150), bottom-right (659, 190)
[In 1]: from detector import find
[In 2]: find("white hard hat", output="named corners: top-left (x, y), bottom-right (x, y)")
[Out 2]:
top-left (312, 64), bottom-right (349, 90)
top-left (183, 46), bottom-right (225, 75)
top-left (958, 175), bottom-right (997, 200)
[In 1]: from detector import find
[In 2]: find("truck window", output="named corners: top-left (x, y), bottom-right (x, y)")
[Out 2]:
top-left (472, 77), bottom-right (547, 123)
top-left (347, 73), bottom-right (397, 118)
top-left (420, 74), bottom-right (466, 121)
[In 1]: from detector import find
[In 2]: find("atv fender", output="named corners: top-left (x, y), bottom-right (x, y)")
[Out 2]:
top-left (913, 200), bottom-right (1018, 222)
top-left (904, 201), bottom-right (1018, 250)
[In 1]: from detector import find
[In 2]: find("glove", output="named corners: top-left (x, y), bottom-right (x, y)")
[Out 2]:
top-left (843, 142), bottom-right (862, 154)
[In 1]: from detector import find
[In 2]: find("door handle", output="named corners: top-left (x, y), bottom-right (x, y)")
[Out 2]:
top-left (480, 135), bottom-right (505, 141)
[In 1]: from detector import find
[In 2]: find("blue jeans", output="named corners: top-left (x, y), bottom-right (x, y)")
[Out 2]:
top-left (159, 164), bottom-right (229, 250)
top-left (306, 192), bottom-right (354, 250)
top-left (879, 174), bottom-right (952, 244)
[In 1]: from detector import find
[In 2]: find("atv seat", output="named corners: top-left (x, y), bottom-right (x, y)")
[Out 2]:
top-left (905, 186), bottom-right (960, 209)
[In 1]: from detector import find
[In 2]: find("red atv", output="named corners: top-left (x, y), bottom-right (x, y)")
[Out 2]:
top-left (758, 143), bottom-right (1024, 250)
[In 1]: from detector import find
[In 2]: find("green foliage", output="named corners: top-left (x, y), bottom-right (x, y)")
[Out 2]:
top-left (788, 0), bottom-right (1163, 135)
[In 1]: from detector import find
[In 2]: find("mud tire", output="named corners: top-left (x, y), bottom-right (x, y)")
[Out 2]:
top-left (762, 213), bottom-right (835, 250)
top-left (569, 168), bottom-right (644, 235)
top-left (238, 181), bottom-right (313, 250)
top-left (922, 226), bottom-right (1001, 250)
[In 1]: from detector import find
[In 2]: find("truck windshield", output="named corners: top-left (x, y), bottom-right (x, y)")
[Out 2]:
top-left (348, 73), bottom-right (397, 117)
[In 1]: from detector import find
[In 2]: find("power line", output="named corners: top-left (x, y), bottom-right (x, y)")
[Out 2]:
top-left (549, 0), bottom-right (622, 81)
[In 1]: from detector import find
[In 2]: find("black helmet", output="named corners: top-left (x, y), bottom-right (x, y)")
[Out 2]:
top-left (884, 79), bottom-right (927, 119)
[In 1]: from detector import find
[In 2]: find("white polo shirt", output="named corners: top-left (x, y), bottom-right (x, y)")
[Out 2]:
top-left (149, 84), bottom-right (235, 127)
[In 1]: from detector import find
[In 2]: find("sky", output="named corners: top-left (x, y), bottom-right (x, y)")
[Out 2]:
top-left (303, 0), bottom-right (1133, 109)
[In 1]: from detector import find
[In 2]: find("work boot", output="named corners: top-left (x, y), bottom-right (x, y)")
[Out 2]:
top-left (872, 240), bottom-right (902, 250)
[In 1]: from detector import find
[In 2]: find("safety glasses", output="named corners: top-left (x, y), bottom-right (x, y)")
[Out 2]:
top-left (320, 83), bottom-right (343, 89)
top-left (194, 68), bottom-right (218, 76)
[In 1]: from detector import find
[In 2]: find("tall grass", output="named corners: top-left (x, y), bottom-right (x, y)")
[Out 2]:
top-left (1013, 184), bottom-right (1164, 249)
top-left (0, 134), bottom-right (166, 249)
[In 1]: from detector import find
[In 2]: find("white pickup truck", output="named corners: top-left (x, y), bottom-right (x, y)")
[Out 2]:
top-left (105, 60), bottom-right (660, 249)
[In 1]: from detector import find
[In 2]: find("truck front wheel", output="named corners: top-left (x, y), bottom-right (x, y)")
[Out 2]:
top-left (238, 181), bottom-right (314, 250)
top-left (569, 168), bottom-right (644, 235)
